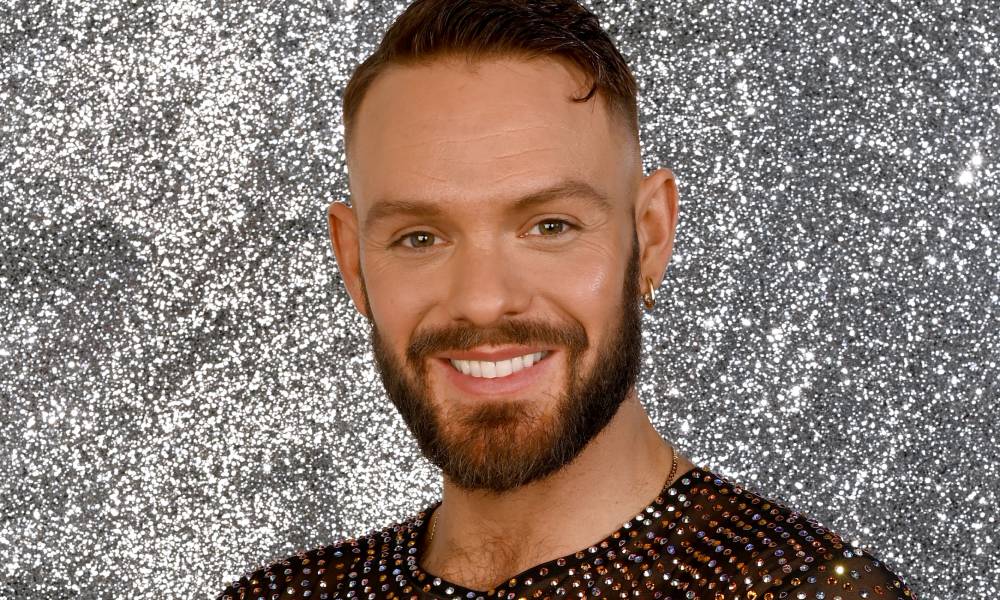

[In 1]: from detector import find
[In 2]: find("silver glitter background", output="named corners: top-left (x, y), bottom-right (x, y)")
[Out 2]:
top-left (1, 0), bottom-right (997, 598)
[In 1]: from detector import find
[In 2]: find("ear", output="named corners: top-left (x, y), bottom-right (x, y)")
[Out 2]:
top-left (634, 168), bottom-right (679, 290)
top-left (327, 200), bottom-right (370, 320)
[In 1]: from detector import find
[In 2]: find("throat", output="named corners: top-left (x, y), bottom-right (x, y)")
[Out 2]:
top-left (421, 526), bottom-right (531, 592)
top-left (422, 554), bottom-right (524, 593)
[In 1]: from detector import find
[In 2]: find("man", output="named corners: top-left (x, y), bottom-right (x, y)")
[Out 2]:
top-left (219, 0), bottom-right (917, 598)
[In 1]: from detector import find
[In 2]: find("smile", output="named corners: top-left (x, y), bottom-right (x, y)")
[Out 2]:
top-left (448, 351), bottom-right (550, 378)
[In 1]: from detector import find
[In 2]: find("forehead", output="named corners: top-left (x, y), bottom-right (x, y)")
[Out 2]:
top-left (347, 55), bottom-right (633, 215)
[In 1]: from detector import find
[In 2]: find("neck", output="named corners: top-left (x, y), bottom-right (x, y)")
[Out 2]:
top-left (420, 389), bottom-right (694, 592)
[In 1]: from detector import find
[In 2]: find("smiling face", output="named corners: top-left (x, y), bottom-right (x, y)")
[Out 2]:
top-left (329, 55), bottom-right (665, 493)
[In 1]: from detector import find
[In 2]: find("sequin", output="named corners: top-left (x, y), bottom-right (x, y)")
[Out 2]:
top-left (218, 467), bottom-right (915, 599)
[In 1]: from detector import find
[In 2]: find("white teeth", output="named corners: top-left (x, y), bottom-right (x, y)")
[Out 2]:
top-left (482, 361), bottom-right (497, 378)
top-left (450, 351), bottom-right (548, 378)
top-left (495, 360), bottom-right (512, 377)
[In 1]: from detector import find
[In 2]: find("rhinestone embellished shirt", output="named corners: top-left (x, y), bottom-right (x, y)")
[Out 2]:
top-left (217, 465), bottom-right (917, 599)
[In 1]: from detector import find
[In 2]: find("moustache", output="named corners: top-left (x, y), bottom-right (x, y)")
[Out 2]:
top-left (405, 319), bottom-right (589, 367)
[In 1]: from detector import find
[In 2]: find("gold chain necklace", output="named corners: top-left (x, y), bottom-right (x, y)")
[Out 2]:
top-left (425, 446), bottom-right (677, 546)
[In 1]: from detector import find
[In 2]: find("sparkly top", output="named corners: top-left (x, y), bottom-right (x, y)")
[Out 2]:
top-left (217, 465), bottom-right (917, 600)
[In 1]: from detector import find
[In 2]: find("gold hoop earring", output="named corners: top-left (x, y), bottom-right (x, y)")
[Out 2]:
top-left (642, 276), bottom-right (656, 309)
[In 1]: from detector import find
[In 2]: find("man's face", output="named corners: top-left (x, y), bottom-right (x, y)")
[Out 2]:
top-left (342, 56), bottom-right (645, 493)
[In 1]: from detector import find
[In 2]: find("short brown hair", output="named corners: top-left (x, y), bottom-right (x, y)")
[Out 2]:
top-left (342, 0), bottom-right (640, 156)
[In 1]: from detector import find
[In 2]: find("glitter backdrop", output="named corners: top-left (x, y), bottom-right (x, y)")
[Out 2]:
top-left (1, 1), bottom-right (997, 598)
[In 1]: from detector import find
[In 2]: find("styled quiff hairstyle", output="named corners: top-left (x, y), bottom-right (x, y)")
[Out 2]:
top-left (341, 0), bottom-right (640, 156)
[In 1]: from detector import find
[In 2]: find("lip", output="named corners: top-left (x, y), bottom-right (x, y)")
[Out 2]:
top-left (434, 350), bottom-right (557, 397)
top-left (438, 345), bottom-right (552, 362)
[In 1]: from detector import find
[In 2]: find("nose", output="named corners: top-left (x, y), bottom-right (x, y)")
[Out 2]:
top-left (445, 237), bottom-right (531, 326)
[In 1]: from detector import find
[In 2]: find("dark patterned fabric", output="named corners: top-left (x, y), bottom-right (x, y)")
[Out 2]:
top-left (218, 465), bottom-right (917, 599)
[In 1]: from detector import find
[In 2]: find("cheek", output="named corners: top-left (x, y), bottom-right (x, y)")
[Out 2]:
top-left (362, 258), bottom-right (437, 345)
top-left (518, 251), bottom-right (626, 364)
top-left (527, 239), bottom-right (623, 306)
top-left (535, 258), bottom-right (616, 306)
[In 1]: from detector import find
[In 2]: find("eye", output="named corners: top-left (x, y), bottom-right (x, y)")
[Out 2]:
top-left (527, 219), bottom-right (577, 237)
top-left (392, 230), bottom-right (441, 250)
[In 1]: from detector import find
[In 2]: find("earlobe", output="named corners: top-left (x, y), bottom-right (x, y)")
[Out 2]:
top-left (326, 201), bottom-right (370, 320)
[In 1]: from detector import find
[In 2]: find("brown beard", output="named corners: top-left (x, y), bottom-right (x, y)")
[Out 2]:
top-left (360, 230), bottom-right (643, 494)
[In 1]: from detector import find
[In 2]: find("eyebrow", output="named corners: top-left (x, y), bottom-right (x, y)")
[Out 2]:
top-left (361, 178), bottom-right (614, 235)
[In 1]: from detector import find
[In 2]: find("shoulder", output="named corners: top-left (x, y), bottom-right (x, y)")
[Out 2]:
top-left (214, 536), bottom-right (376, 600)
top-left (215, 511), bottom-right (426, 600)
top-left (681, 467), bottom-right (917, 599)
top-left (767, 546), bottom-right (918, 599)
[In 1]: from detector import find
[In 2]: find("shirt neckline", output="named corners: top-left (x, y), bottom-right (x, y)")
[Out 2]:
top-left (405, 463), bottom-right (704, 597)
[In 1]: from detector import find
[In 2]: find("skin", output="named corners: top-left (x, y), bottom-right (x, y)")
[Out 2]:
top-left (326, 54), bottom-right (690, 591)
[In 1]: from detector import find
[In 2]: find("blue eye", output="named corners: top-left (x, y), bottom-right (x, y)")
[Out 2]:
top-left (529, 219), bottom-right (576, 236)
